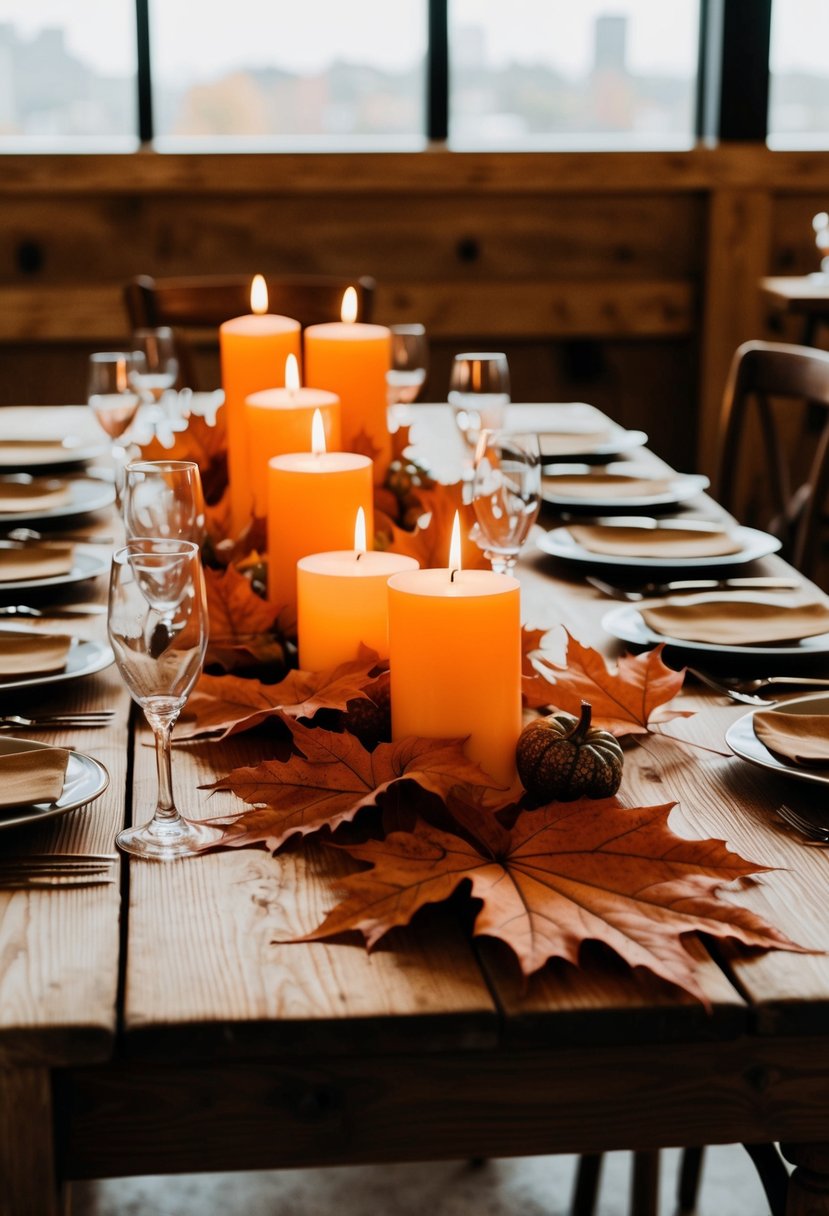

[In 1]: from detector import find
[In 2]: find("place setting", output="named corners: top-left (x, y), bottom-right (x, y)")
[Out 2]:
top-left (504, 400), bottom-right (648, 462)
top-left (725, 690), bottom-right (829, 793)
top-left (541, 461), bottom-right (710, 511)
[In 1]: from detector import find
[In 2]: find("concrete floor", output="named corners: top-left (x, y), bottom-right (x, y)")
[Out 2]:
top-left (73, 1145), bottom-right (772, 1215)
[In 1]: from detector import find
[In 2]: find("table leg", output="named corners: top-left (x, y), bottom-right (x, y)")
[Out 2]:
top-left (782, 1143), bottom-right (829, 1215)
top-left (0, 1066), bottom-right (60, 1216)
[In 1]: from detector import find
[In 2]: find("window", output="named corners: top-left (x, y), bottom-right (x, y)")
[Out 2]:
top-left (149, 0), bottom-right (428, 150)
top-left (449, 0), bottom-right (700, 149)
top-left (0, 0), bottom-right (137, 149)
top-left (768, 0), bottom-right (829, 147)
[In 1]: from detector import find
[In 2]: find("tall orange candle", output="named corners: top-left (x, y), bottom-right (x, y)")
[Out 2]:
top-left (297, 508), bottom-right (419, 670)
top-left (219, 275), bottom-right (301, 529)
top-left (245, 355), bottom-right (341, 518)
top-left (303, 287), bottom-right (392, 483)
top-left (388, 515), bottom-right (522, 787)
top-left (267, 411), bottom-right (374, 615)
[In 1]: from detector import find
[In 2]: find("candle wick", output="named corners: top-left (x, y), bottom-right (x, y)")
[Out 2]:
top-left (450, 568), bottom-right (459, 583)
top-left (356, 551), bottom-right (363, 562)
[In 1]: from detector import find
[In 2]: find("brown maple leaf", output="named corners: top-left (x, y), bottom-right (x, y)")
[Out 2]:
top-left (140, 406), bottom-right (228, 503)
top-left (350, 427), bottom-right (383, 464)
top-left (298, 794), bottom-right (807, 1000)
top-left (178, 652), bottom-right (380, 740)
top-left (203, 563), bottom-right (288, 674)
top-left (386, 481), bottom-right (489, 570)
top-left (390, 422), bottom-right (412, 462)
top-left (524, 631), bottom-right (692, 736)
top-left (521, 625), bottom-right (549, 677)
top-left (203, 715), bottom-right (503, 851)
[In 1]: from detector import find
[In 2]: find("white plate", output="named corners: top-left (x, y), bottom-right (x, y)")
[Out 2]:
top-left (539, 429), bottom-right (648, 462)
top-left (726, 693), bottom-right (829, 790)
top-left (0, 477), bottom-right (115, 523)
top-left (0, 437), bottom-right (108, 470)
top-left (538, 523), bottom-right (780, 570)
top-left (0, 543), bottom-right (108, 593)
top-left (0, 635), bottom-right (113, 693)
top-left (601, 602), bottom-right (829, 659)
top-left (541, 465), bottom-right (710, 510)
top-left (0, 736), bottom-right (110, 831)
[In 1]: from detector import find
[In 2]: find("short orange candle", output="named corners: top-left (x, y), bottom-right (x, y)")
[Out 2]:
top-left (267, 412), bottom-right (374, 615)
top-left (387, 516), bottom-right (522, 787)
top-left (303, 287), bottom-right (392, 482)
top-left (297, 509), bottom-right (419, 670)
top-left (219, 275), bottom-right (301, 529)
top-left (245, 355), bottom-right (341, 518)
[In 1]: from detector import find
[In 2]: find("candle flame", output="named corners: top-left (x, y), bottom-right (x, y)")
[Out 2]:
top-left (311, 408), bottom-right (326, 456)
top-left (250, 274), bottom-right (268, 315)
top-left (449, 510), bottom-right (462, 579)
top-left (340, 286), bottom-right (358, 324)
top-left (354, 507), bottom-right (367, 554)
top-left (285, 353), bottom-right (300, 392)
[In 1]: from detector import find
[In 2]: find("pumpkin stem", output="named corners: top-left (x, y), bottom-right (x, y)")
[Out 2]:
top-left (572, 700), bottom-right (593, 742)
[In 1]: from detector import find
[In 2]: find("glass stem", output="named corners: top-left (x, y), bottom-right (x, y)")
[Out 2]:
top-left (152, 719), bottom-right (180, 823)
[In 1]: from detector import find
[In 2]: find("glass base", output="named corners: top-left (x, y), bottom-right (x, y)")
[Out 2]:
top-left (116, 814), bottom-right (223, 860)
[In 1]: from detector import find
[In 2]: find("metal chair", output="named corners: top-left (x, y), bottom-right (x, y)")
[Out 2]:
top-left (716, 339), bottom-right (829, 583)
top-left (123, 272), bottom-right (376, 388)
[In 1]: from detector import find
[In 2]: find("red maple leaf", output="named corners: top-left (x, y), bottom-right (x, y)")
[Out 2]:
top-left (296, 793), bottom-right (807, 1000)
top-left (385, 481), bottom-right (489, 570)
top-left (522, 631), bottom-right (692, 736)
top-left (202, 715), bottom-right (504, 851)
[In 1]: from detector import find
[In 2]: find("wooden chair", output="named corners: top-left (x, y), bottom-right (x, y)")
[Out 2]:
top-left (716, 339), bottom-right (829, 583)
top-left (123, 273), bottom-right (376, 388)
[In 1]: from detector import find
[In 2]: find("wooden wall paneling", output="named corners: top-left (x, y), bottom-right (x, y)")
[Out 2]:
top-left (698, 187), bottom-right (773, 481)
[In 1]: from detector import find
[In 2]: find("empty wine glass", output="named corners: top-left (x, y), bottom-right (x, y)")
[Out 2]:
top-left (123, 460), bottom-right (205, 546)
top-left (130, 327), bottom-right (179, 403)
top-left (87, 351), bottom-right (142, 503)
top-left (109, 539), bottom-right (220, 859)
top-left (471, 430), bottom-right (541, 575)
top-left (448, 352), bottom-right (511, 469)
top-left (387, 324), bottom-right (428, 406)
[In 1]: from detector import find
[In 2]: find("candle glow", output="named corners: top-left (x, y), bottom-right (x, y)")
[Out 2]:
top-left (340, 286), bottom-right (358, 324)
top-left (311, 408), bottom-right (326, 456)
top-left (250, 274), bottom-right (268, 315)
top-left (449, 511), bottom-right (462, 579)
top-left (354, 507), bottom-right (367, 555)
top-left (285, 353), bottom-right (300, 393)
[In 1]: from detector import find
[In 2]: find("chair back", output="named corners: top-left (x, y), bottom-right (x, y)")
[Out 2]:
top-left (717, 339), bottom-right (829, 581)
top-left (123, 273), bottom-right (375, 387)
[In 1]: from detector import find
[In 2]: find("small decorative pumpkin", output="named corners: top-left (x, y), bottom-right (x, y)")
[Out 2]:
top-left (516, 701), bottom-right (623, 802)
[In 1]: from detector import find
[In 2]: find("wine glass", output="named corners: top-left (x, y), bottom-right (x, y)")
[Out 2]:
top-left (87, 351), bottom-right (142, 502)
top-left (123, 460), bottom-right (205, 546)
top-left (109, 539), bottom-right (220, 859)
top-left (387, 324), bottom-right (428, 406)
top-left (471, 430), bottom-right (541, 575)
top-left (448, 352), bottom-right (511, 470)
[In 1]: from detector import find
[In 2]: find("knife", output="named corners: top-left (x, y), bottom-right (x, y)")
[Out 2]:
top-left (586, 575), bottom-right (801, 600)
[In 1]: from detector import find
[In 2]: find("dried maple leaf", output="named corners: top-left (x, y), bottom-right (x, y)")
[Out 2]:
top-left (203, 715), bottom-right (502, 851)
top-left (350, 427), bottom-right (382, 464)
top-left (390, 422), bottom-right (412, 462)
top-left (521, 625), bottom-right (549, 677)
top-left (203, 564), bottom-right (288, 675)
top-left (298, 794), bottom-right (807, 1000)
top-left (140, 406), bottom-right (228, 503)
top-left (524, 631), bottom-right (692, 736)
top-left (386, 481), bottom-right (489, 570)
top-left (179, 653), bottom-right (380, 740)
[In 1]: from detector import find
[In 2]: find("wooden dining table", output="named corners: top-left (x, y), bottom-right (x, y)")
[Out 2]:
top-left (3, 406), bottom-right (829, 1216)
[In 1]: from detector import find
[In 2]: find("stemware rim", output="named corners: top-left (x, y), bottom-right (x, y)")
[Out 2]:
top-left (453, 351), bottom-right (508, 362)
top-left (132, 325), bottom-right (175, 340)
top-left (125, 459), bottom-right (200, 475)
top-left (89, 350), bottom-right (136, 363)
top-left (113, 538), bottom-right (200, 565)
top-left (390, 322), bottom-right (426, 336)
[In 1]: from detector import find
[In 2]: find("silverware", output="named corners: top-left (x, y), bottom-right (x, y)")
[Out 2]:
top-left (1, 528), bottom-right (114, 544)
top-left (687, 669), bottom-right (829, 706)
top-left (0, 853), bottom-right (117, 865)
top-left (0, 604), bottom-right (107, 618)
top-left (586, 575), bottom-right (801, 601)
top-left (0, 711), bottom-right (115, 729)
top-left (774, 804), bottom-right (829, 844)
top-left (0, 862), bottom-right (115, 877)
top-left (0, 875), bottom-right (115, 890)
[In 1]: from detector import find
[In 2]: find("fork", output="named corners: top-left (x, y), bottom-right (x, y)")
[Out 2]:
top-left (774, 803), bottom-right (829, 844)
top-left (0, 710), bottom-right (115, 729)
top-left (0, 604), bottom-right (107, 618)
top-left (586, 574), bottom-right (801, 601)
top-left (687, 668), bottom-right (829, 707)
top-left (1, 528), bottom-right (115, 545)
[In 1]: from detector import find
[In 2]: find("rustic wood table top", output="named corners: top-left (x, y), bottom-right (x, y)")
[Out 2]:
top-left (3, 405), bottom-right (829, 1214)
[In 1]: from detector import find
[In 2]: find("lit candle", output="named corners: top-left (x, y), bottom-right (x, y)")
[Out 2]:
top-left (267, 410), bottom-right (374, 614)
top-left (220, 275), bottom-right (301, 528)
top-left (388, 513), bottom-right (522, 787)
top-left (303, 287), bottom-right (392, 482)
top-left (297, 507), bottom-right (419, 671)
top-left (245, 354), bottom-right (342, 519)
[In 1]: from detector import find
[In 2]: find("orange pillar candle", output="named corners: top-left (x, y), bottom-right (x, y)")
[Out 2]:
top-left (303, 287), bottom-right (392, 483)
top-left (297, 509), bottom-right (419, 670)
top-left (267, 412), bottom-right (374, 615)
top-left (219, 275), bottom-right (301, 530)
top-left (387, 516), bottom-right (522, 788)
top-left (245, 355), bottom-right (342, 518)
